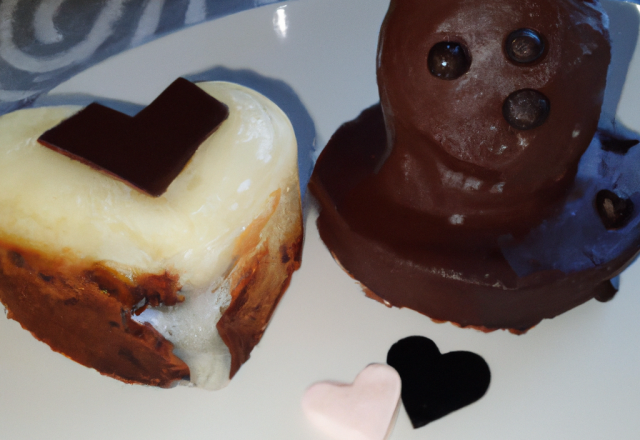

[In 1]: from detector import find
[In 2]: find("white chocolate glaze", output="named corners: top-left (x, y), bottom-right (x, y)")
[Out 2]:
top-left (0, 81), bottom-right (299, 389)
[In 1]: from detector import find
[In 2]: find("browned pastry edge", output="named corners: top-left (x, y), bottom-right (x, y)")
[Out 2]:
top-left (0, 183), bottom-right (303, 387)
top-left (0, 242), bottom-right (190, 387)
top-left (218, 187), bottom-right (304, 378)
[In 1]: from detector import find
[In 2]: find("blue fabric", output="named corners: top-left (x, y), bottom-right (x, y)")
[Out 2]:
top-left (500, 129), bottom-right (640, 276)
top-left (0, 0), bottom-right (285, 114)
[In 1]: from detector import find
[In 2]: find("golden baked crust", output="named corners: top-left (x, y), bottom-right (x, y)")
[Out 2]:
top-left (0, 242), bottom-right (190, 387)
top-left (0, 80), bottom-right (303, 387)
top-left (218, 186), bottom-right (303, 378)
top-left (0, 182), bottom-right (302, 387)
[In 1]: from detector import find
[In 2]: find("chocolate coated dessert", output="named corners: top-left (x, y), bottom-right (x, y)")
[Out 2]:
top-left (310, 0), bottom-right (640, 331)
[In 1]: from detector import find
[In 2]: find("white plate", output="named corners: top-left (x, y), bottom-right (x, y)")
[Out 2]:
top-left (2, 1), bottom-right (640, 439)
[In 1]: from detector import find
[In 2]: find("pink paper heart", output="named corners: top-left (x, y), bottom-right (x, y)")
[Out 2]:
top-left (302, 364), bottom-right (401, 440)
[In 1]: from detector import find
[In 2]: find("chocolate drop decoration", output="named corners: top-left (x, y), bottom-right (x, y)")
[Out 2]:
top-left (38, 78), bottom-right (229, 197)
top-left (505, 29), bottom-right (545, 64)
top-left (427, 42), bottom-right (471, 80)
top-left (502, 89), bottom-right (550, 130)
top-left (387, 336), bottom-right (490, 429)
top-left (595, 189), bottom-right (634, 230)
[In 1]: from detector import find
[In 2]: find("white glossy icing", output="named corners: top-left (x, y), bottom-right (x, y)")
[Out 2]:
top-left (0, 82), bottom-right (296, 287)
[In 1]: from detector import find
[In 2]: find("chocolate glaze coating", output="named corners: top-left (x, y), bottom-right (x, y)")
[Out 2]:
top-left (374, 0), bottom-right (610, 228)
top-left (309, 0), bottom-right (636, 331)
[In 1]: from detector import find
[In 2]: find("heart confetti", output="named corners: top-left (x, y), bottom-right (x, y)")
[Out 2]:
top-left (387, 336), bottom-right (490, 428)
top-left (302, 363), bottom-right (401, 440)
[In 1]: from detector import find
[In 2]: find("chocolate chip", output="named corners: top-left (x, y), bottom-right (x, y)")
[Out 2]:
top-left (595, 189), bottom-right (634, 230)
top-left (505, 29), bottom-right (545, 64)
top-left (39, 273), bottom-right (53, 282)
top-left (118, 347), bottom-right (141, 367)
top-left (503, 89), bottom-right (550, 130)
top-left (8, 251), bottom-right (24, 268)
top-left (280, 244), bottom-right (291, 263)
top-left (428, 42), bottom-right (471, 80)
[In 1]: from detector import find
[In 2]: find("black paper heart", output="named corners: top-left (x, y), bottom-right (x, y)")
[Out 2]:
top-left (387, 336), bottom-right (490, 428)
top-left (595, 189), bottom-right (634, 230)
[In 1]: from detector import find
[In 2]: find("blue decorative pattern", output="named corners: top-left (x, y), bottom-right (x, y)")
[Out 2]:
top-left (0, 0), bottom-right (285, 114)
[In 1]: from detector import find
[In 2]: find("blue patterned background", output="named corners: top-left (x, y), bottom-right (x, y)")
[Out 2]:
top-left (0, 0), bottom-right (286, 114)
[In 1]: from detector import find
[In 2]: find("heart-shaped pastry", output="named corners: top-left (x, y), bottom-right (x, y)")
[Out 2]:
top-left (302, 363), bottom-right (401, 440)
top-left (387, 336), bottom-right (491, 428)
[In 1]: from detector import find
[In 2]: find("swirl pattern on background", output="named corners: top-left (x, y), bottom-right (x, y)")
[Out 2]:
top-left (0, 0), bottom-right (284, 114)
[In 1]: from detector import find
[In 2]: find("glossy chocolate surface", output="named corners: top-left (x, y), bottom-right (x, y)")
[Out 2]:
top-left (374, 0), bottom-right (610, 227)
top-left (309, 0), bottom-right (640, 330)
top-left (38, 78), bottom-right (228, 197)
